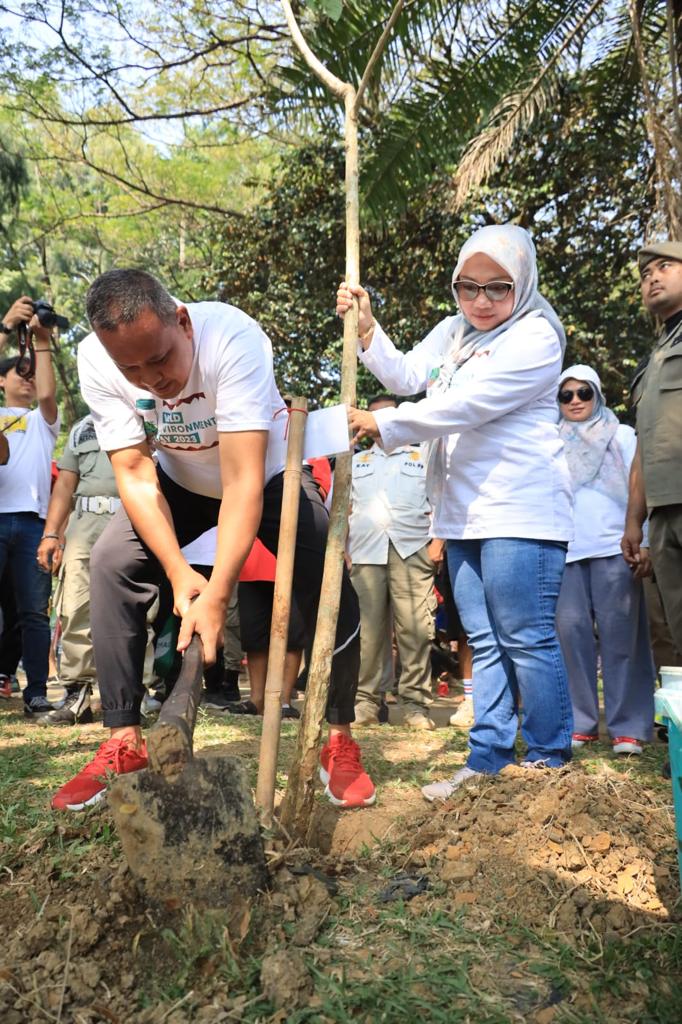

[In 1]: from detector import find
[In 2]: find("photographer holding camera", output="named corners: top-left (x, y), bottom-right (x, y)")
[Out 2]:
top-left (0, 294), bottom-right (60, 716)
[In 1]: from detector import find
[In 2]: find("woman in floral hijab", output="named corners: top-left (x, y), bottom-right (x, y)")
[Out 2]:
top-left (556, 364), bottom-right (655, 756)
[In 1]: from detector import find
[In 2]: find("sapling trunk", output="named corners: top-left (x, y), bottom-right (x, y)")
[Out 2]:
top-left (279, 0), bottom-right (404, 839)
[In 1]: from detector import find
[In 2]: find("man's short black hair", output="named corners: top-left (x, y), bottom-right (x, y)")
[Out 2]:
top-left (86, 269), bottom-right (178, 331)
top-left (0, 355), bottom-right (23, 378)
top-left (367, 392), bottom-right (397, 409)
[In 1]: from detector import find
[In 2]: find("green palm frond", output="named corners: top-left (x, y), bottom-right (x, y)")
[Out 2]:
top-left (450, 0), bottom-right (608, 208)
top-left (451, 67), bottom-right (560, 210)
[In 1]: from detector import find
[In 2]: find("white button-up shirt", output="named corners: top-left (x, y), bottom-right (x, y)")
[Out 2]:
top-left (349, 443), bottom-right (431, 565)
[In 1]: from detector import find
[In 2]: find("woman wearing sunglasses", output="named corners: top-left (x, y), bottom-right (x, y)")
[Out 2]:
top-left (555, 365), bottom-right (655, 756)
top-left (337, 223), bottom-right (573, 800)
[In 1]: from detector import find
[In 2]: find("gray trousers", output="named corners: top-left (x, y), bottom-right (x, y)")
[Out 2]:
top-left (351, 542), bottom-right (435, 712)
top-left (556, 555), bottom-right (655, 740)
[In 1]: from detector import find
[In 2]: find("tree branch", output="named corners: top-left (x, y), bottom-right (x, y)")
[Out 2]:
top-left (280, 0), bottom-right (350, 99)
top-left (354, 0), bottom-right (406, 114)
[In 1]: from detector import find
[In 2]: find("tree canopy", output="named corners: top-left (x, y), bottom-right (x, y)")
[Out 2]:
top-left (0, 0), bottom-right (678, 424)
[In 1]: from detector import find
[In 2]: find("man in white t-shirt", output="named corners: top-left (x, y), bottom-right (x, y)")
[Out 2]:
top-left (0, 297), bottom-right (60, 716)
top-left (51, 269), bottom-right (375, 812)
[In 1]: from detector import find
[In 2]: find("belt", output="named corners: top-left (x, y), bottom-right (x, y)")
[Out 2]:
top-left (76, 495), bottom-right (121, 515)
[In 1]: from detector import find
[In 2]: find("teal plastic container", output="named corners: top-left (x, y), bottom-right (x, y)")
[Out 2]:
top-left (655, 667), bottom-right (682, 886)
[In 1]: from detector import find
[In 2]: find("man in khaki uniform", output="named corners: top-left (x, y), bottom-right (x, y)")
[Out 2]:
top-left (37, 415), bottom-right (120, 723)
top-left (622, 240), bottom-right (682, 651)
top-left (349, 394), bottom-right (439, 730)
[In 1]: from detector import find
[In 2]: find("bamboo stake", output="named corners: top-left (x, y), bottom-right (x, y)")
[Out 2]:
top-left (279, 1), bottom-right (404, 839)
top-left (255, 398), bottom-right (308, 824)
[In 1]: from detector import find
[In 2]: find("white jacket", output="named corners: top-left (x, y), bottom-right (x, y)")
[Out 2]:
top-left (360, 313), bottom-right (573, 542)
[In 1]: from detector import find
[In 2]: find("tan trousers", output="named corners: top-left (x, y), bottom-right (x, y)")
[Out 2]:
top-left (648, 504), bottom-right (682, 660)
top-left (54, 511), bottom-right (112, 686)
top-left (56, 510), bottom-right (158, 688)
top-left (351, 542), bottom-right (435, 712)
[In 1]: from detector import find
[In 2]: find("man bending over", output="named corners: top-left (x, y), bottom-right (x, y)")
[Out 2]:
top-left (51, 270), bottom-right (375, 811)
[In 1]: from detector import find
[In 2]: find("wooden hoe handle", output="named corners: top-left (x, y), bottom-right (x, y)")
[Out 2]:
top-left (147, 634), bottom-right (204, 778)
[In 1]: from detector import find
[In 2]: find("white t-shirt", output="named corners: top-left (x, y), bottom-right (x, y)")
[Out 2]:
top-left (361, 313), bottom-right (573, 542)
top-left (78, 302), bottom-right (288, 499)
top-left (349, 443), bottom-right (431, 563)
top-left (567, 424), bottom-right (637, 563)
top-left (0, 406), bottom-right (60, 518)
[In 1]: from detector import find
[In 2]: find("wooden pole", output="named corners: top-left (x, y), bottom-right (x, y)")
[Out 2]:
top-left (278, 1), bottom-right (405, 840)
top-left (255, 398), bottom-right (308, 824)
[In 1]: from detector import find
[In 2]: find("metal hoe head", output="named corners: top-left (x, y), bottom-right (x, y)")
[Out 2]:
top-left (109, 636), bottom-right (267, 908)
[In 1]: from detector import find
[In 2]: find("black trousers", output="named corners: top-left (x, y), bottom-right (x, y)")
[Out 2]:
top-left (90, 467), bottom-right (360, 727)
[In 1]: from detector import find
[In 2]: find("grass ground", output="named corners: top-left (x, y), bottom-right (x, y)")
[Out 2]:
top-left (0, 697), bottom-right (680, 1024)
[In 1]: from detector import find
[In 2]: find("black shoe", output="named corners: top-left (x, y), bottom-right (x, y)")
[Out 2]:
top-left (24, 695), bottom-right (56, 718)
top-left (226, 699), bottom-right (260, 716)
top-left (281, 704), bottom-right (301, 720)
top-left (40, 684), bottom-right (92, 725)
top-left (221, 669), bottom-right (241, 704)
top-left (202, 690), bottom-right (234, 710)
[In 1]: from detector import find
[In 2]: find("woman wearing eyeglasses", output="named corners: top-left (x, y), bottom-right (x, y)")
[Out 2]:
top-left (337, 223), bottom-right (573, 800)
top-left (555, 365), bottom-right (655, 756)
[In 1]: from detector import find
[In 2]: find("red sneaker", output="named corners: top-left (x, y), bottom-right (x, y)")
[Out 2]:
top-left (319, 734), bottom-right (376, 808)
top-left (0, 676), bottom-right (12, 699)
top-left (571, 732), bottom-right (599, 749)
top-left (51, 737), bottom-right (148, 811)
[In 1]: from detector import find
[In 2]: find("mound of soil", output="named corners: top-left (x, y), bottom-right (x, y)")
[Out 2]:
top-left (1, 764), bottom-right (679, 1022)
top-left (393, 764), bottom-right (678, 939)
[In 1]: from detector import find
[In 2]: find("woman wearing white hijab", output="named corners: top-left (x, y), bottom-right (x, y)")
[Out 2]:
top-left (556, 365), bottom-right (655, 755)
top-left (337, 224), bottom-right (574, 799)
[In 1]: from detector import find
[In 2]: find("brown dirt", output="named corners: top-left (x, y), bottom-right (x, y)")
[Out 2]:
top-left (1, 761), bottom-right (679, 1022)
top-left (394, 763), bottom-right (679, 939)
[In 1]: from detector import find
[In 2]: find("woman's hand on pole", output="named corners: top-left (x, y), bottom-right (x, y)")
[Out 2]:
top-left (348, 407), bottom-right (381, 446)
top-left (336, 281), bottom-right (375, 345)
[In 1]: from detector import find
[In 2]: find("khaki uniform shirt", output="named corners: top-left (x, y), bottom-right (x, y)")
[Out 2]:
top-left (58, 416), bottom-right (119, 556)
top-left (633, 317), bottom-right (682, 509)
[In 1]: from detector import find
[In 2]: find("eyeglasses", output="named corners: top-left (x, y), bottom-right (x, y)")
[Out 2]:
top-left (558, 386), bottom-right (594, 404)
top-left (453, 279), bottom-right (514, 302)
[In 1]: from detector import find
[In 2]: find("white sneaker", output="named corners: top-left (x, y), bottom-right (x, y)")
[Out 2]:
top-left (353, 703), bottom-right (380, 726)
top-left (449, 697), bottom-right (475, 729)
top-left (404, 711), bottom-right (435, 731)
top-left (421, 765), bottom-right (482, 802)
top-left (612, 737), bottom-right (643, 756)
top-left (141, 691), bottom-right (163, 716)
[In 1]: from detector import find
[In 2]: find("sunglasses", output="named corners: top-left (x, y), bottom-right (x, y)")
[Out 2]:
top-left (558, 386), bottom-right (594, 404)
top-left (453, 279), bottom-right (514, 302)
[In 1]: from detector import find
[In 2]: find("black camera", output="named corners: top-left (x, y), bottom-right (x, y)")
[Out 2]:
top-left (32, 299), bottom-right (69, 331)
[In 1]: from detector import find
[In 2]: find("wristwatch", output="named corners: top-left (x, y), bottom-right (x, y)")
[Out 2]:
top-left (0, 322), bottom-right (11, 335)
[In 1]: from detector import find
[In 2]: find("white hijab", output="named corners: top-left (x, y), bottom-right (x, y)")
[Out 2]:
top-left (425, 224), bottom-right (565, 502)
top-left (429, 224), bottom-right (565, 396)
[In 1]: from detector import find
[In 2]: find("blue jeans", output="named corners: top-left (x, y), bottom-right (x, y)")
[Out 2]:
top-left (447, 538), bottom-right (573, 773)
top-left (0, 512), bottom-right (52, 702)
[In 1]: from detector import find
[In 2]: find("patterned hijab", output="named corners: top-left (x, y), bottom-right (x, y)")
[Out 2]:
top-left (558, 364), bottom-right (629, 504)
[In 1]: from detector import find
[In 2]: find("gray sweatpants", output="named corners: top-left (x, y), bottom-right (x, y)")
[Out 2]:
top-left (556, 554), bottom-right (655, 740)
